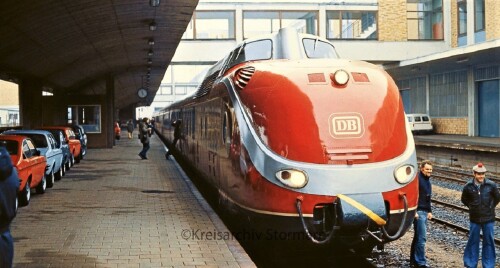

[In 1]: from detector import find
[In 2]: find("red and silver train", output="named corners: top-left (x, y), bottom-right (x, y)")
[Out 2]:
top-left (154, 28), bottom-right (418, 253)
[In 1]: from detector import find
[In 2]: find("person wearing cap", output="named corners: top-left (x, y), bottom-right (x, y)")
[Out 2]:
top-left (410, 160), bottom-right (433, 268)
top-left (461, 163), bottom-right (500, 268)
top-left (0, 146), bottom-right (20, 267)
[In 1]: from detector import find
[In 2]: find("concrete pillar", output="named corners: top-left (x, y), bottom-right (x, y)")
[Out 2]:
top-left (18, 78), bottom-right (43, 129)
top-left (106, 75), bottom-right (115, 148)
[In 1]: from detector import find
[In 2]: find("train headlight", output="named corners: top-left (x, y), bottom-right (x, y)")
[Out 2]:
top-left (275, 169), bottom-right (308, 188)
top-left (394, 164), bottom-right (416, 184)
top-left (331, 69), bottom-right (349, 86)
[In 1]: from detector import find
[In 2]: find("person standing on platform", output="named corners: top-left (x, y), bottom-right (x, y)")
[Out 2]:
top-left (410, 160), bottom-right (433, 268)
top-left (138, 117), bottom-right (152, 159)
top-left (0, 146), bottom-right (20, 268)
top-left (165, 119), bottom-right (182, 160)
top-left (126, 120), bottom-right (134, 139)
top-left (461, 163), bottom-right (500, 268)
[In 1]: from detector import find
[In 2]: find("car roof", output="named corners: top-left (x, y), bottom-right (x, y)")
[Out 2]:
top-left (40, 126), bottom-right (72, 130)
top-left (0, 134), bottom-right (29, 142)
top-left (4, 129), bottom-right (52, 136)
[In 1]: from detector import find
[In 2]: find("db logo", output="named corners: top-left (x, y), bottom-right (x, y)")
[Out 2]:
top-left (329, 113), bottom-right (364, 139)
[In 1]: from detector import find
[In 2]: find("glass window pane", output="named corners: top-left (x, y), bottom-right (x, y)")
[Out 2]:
top-left (195, 11), bottom-right (235, 39)
top-left (474, 0), bottom-right (485, 31)
top-left (243, 11), bottom-right (280, 39)
top-left (458, 1), bottom-right (467, 35)
top-left (407, 0), bottom-right (442, 40)
top-left (281, 11), bottom-right (317, 35)
top-left (326, 11), bottom-right (341, 39)
top-left (228, 40), bottom-right (273, 69)
top-left (68, 105), bottom-right (101, 133)
top-left (181, 18), bottom-right (194, 39)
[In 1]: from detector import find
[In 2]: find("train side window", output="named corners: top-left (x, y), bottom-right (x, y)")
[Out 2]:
top-left (222, 111), bottom-right (232, 144)
top-left (228, 39), bottom-right (272, 69)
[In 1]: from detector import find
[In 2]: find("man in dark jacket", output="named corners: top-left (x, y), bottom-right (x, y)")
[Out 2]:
top-left (461, 163), bottom-right (500, 268)
top-left (138, 117), bottom-right (152, 159)
top-left (410, 160), bottom-right (433, 268)
top-left (165, 119), bottom-right (182, 160)
top-left (0, 146), bottom-right (20, 267)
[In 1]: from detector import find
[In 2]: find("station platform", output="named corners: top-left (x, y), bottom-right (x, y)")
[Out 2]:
top-left (413, 134), bottom-right (500, 152)
top-left (11, 133), bottom-right (256, 267)
top-left (413, 134), bottom-right (500, 174)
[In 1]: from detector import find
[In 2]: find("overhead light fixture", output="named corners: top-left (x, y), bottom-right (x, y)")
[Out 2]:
top-left (148, 59), bottom-right (152, 65)
top-left (150, 0), bottom-right (160, 7)
top-left (148, 49), bottom-right (154, 57)
top-left (149, 20), bottom-right (157, 31)
top-left (148, 39), bottom-right (155, 46)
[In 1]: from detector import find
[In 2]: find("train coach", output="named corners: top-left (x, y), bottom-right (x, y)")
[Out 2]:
top-left (153, 27), bottom-right (418, 254)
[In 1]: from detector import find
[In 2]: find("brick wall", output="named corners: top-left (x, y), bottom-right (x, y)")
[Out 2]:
top-left (432, 117), bottom-right (468, 135)
top-left (450, 0), bottom-right (458, 48)
top-left (378, 0), bottom-right (407, 41)
top-left (486, 0), bottom-right (500, 40)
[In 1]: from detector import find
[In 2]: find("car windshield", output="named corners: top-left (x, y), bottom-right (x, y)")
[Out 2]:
top-left (0, 141), bottom-right (18, 155)
top-left (24, 134), bottom-right (48, 148)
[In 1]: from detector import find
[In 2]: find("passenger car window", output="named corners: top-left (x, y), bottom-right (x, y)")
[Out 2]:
top-left (303, 38), bottom-right (339, 59)
top-left (0, 141), bottom-right (18, 155)
top-left (22, 140), bottom-right (33, 158)
top-left (26, 134), bottom-right (48, 148)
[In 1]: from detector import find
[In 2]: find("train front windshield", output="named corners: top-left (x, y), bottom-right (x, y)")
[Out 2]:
top-left (302, 38), bottom-right (339, 59)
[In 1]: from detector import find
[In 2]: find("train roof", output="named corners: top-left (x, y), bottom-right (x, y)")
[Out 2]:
top-left (153, 27), bottom-right (341, 116)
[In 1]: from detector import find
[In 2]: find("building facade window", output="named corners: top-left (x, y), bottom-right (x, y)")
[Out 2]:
top-left (458, 0), bottom-right (467, 36)
top-left (429, 70), bottom-right (468, 117)
top-left (67, 105), bottom-right (101, 133)
top-left (397, 77), bottom-right (426, 114)
top-left (326, 10), bottom-right (377, 40)
top-left (474, 0), bottom-right (485, 32)
top-left (182, 11), bottom-right (235, 40)
top-left (407, 0), bottom-right (443, 40)
top-left (243, 11), bottom-right (318, 39)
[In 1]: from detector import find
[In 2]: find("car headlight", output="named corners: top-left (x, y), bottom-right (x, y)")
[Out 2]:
top-left (394, 164), bottom-right (416, 184)
top-left (275, 169), bottom-right (308, 188)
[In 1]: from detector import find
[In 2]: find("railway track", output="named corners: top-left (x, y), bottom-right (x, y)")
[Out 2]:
top-left (432, 166), bottom-right (500, 185)
top-left (431, 198), bottom-right (500, 246)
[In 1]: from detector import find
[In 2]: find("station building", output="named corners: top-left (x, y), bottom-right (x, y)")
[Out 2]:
top-left (153, 0), bottom-right (500, 137)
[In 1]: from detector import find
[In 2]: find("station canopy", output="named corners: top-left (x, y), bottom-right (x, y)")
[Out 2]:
top-left (0, 0), bottom-right (198, 109)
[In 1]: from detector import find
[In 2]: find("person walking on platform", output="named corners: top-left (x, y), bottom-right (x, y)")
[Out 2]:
top-left (461, 163), bottom-right (500, 268)
top-left (0, 146), bottom-right (20, 268)
top-left (138, 117), bottom-right (152, 160)
top-left (126, 120), bottom-right (134, 139)
top-left (410, 160), bottom-right (433, 268)
top-left (165, 119), bottom-right (182, 160)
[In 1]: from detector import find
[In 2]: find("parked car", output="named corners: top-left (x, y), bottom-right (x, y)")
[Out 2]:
top-left (70, 125), bottom-right (87, 158)
top-left (4, 129), bottom-right (64, 185)
top-left (407, 113), bottom-right (434, 134)
top-left (39, 126), bottom-right (82, 164)
top-left (0, 134), bottom-right (47, 206)
top-left (42, 129), bottom-right (72, 172)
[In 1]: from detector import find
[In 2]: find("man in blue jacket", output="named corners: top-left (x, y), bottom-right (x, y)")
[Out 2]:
top-left (0, 146), bottom-right (20, 267)
top-left (410, 160), bottom-right (433, 268)
top-left (461, 163), bottom-right (500, 268)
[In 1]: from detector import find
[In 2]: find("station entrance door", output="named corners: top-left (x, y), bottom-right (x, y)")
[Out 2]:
top-left (478, 80), bottom-right (499, 137)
